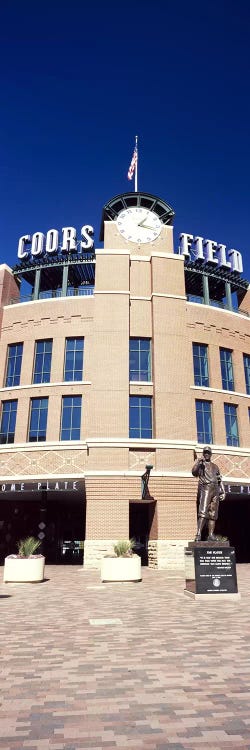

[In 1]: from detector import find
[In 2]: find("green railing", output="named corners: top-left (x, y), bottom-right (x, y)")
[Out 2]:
top-left (9, 287), bottom-right (94, 304)
top-left (187, 295), bottom-right (249, 317)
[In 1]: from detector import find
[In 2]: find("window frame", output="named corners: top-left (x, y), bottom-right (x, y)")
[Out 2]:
top-left (195, 399), bottom-right (213, 444)
top-left (64, 338), bottom-right (84, 382)
top-left (243, 353), bottom-right (250, 395)
top-left (5, 343), bottom-right (23, 387)
top-left (60, 395), bottom-right (82, 441)
top-left (129, 395), bottom-right (152, 439)
top-left (33, 339), bottom-right (53, 384)
top-left (0, 400), bottom-right (18, 444)
top-left (220, 347), bottom-right (234, 391)
top-left (129, 338), bottom-right (152, 382)
top-left (224, 403), bottom-right (239, 447)
top-left (192, 343), bottom-right (209, 387)
top-left (28, 397), bottom-right (48, 442)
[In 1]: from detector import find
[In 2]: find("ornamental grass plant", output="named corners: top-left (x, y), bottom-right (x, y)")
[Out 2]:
top-left (113, 539), bottom-right (135, 557)
top-left (17, 536), bottom-right (42, 558)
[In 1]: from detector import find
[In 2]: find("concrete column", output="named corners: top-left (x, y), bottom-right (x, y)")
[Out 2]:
top-left (202, 274), bottom-right (210, 306)
top-left (225, 281), bottom-right (233, 311)
top-left (33, 268), bottom-right (41, 300)
top-left (62, 264), bottom-right (69, 298)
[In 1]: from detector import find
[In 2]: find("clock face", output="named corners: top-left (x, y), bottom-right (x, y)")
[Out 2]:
top-left (116, 207), bottom-right (162, 244)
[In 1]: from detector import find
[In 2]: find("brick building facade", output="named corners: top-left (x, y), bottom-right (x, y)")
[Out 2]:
top-left (0, 192), bottom-right (249, 568)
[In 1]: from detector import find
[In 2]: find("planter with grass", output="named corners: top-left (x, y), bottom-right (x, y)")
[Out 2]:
top-left (101, 540), bottom-right (141, 582)
top-left (3, 537), bottom-right (45, 583)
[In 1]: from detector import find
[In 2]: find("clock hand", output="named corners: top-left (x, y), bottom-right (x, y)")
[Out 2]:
top-left (138, 212), bottom-right (149, 228)
top-left (138, 224), bottom-right (154, 231)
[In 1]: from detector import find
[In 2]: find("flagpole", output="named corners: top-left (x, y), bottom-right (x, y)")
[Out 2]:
top-left (135, 135), bottom-right (138, 192)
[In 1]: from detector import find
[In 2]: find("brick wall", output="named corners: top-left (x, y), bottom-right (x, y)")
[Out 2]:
top-left (0, 227), bottom-right (249, 570)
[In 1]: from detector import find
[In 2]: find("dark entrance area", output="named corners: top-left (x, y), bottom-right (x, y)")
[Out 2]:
top-left (129, 499), bottom-right (157, 565)
top-left (44, 494), bottom-right (86, 564)
top-left (216, 494), bottom-right (250, 563)
top-left (0, 490), bottom-right (86, 565)
top-left (196, 492), bottom-right (250, 562)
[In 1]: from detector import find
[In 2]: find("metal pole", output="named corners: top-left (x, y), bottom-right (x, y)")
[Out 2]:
top-left (135, 135), bottom-right (138, 192)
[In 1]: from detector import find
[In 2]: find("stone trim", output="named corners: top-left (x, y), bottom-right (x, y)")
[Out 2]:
top-left (84, 540), bottom-right (117, 569)
top-left (148, 539), bottom-right (189, 571)
top-left (191, 385), bottom-right (250, 400)
top-left (84, 538), bottom-right (189, 571)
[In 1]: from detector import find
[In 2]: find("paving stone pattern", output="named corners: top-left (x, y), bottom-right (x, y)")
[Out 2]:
top-left (1, 565), bottom-right (250, 750)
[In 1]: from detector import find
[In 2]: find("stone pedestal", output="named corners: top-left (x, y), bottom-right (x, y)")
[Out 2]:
top-left (184, 542), bottom-right (240, 600)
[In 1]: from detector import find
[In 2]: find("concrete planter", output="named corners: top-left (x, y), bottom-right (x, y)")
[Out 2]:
top-left (101, 555), bottom-right (141, 582)
top-left (3, 555), bottom-right (45, 583)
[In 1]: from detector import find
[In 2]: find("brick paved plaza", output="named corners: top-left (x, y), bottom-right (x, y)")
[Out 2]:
top-left (1, 564), bottom-right (250, 750)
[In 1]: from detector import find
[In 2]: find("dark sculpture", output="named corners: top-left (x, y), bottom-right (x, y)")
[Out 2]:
top-left (192, 446), bottom-right (225, 542)
top-left (141, 465), bottom-right (153, 499)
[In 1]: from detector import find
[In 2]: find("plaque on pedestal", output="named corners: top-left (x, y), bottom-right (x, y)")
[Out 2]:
top-left (184, 543), bottom-right (240, 601)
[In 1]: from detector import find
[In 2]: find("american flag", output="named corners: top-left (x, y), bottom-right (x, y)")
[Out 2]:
top-left (127, 144), bottom-right (138, 180)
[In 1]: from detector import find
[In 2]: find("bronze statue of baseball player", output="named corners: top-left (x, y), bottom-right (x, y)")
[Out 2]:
top-left (192, 446), bottom-right (225, 542)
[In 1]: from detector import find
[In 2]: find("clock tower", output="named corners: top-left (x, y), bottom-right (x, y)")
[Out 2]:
top-left (84, 188), bottom-right (189, 568)
top-left (99, 192), bottom-right (175, 254)
top-left (88, 189), bottom-right (186, 443)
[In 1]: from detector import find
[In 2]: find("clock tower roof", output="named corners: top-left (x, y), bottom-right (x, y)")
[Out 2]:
top-left (99, 191), bottom-right (175, 241)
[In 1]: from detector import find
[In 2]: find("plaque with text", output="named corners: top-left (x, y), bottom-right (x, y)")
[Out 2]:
top-left (194, 547), bottom-right (238, 594)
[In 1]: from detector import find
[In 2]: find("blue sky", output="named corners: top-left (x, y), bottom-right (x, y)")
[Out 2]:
top-left (1, 0), bottom-right (250, 279)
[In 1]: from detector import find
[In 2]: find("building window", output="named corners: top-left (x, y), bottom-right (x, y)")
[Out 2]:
top-left (60, 396), bottom-right (82, 440)
top-left (64, 338), bottom-right (84, 381)
top-left (243, 353), bottom-right (250, 395)
top-left (220, 348), bottom-right (234, 391)
top-left (224, 403), bottom-right (239, 446)
top-left (33, 340), bottom-right (52, 384)
top-left (192, 343), bottom-right (209, 387)
top-left (129, 339), bottom-right (151, 381)
top-left (28, 397), bottom-right (48, 442)
top-left (5, 343), bottom-right (23, 387)
top-left (0, 400), bottom-right (17, 444)
top-left (195, 400), bottom-right (213, 444)
top-left (129, 396), bottom-right (152, 438)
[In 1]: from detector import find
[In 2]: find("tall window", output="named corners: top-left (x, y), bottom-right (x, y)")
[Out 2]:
top-left (33, 340), bottom-right (52, 384)
top-left (224, 404), bottom-right (239, 446)
top-left (220, 348), bottom-right (234, 391)
top-left (64, 338), bottom-right (84, 381)
top-left (0, 400), bottom-right (17, 444)
top-left (192, 343), bottom-right (209, 387)
top-left (129, 396), bottom-right (152, 438)
top-left (243, 353), bottom-right (250, 395)
top-left (5, 343), bottom-right (23, 387)
top-left (195, 400), bottom-right (213, 444)
top-left (60, 396), bottom-right (82, 440)
top-left (129, 339), bottom-right (151, 381)
top-left (28, 398), bottom-right (48, 442)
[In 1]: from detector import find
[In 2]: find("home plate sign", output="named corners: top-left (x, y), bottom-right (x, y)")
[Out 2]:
top-left (194, 547), bottom-right (238, 595)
